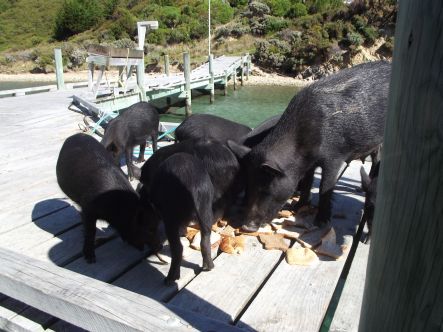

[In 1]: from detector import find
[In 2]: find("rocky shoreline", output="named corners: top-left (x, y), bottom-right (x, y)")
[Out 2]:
top-left (0, 65), bottom-right (309, 88)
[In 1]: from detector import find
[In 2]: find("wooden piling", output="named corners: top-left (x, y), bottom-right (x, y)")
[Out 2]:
top-left (233, 69), bottom-right (237, 91)
top-left (246, 52), bottom-right (250, 81)
top-left (88, 62), bottom-right (94, 91)
top-left (241, 55), bottom-right (245, 86)
top-left (54, 48), bottom-right (65, 90)
top-left (183, 52), bottom-right (192, 117)
top-left (164, 54), bottom-right (170, 76)
top-left (209, 54), bottom-right (215, 103)
top-left (224, 71), bottom-right (228, 96)
top-left (359, 1), bottom-right (443, 331)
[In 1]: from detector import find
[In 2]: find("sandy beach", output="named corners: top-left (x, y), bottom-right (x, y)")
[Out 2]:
top-left (0, 66), bottom-right (309, 87)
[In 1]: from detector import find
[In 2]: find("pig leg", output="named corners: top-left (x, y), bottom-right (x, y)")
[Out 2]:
top-left (315, 160), bottom-right (345, 226)
top-left (151, 130), bottom-right (158, 152)
top-left (164, 222), bottom-right (183, 285)
top-left (292, 167), bottom-right (315, 211)
top-left (82, 211), bottom-right (97, 263)
top-left (196, 195), bottom-right (215, 271)
top-left (125, 147), bottom-right (135, 180)
top-left (136, 142), bottom-right (146, 163)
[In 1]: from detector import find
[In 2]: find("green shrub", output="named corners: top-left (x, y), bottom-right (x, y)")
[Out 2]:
top-left (324, 20), bottom-right (344, 40)
top-left (231, 23), bottom-right (250, 37)
top-left (286, 3), bottom-right (308, 18)
top-left (265, 0), bottom-right (291, 17)
top-left (362, 26), bottom-right (378, 45)
top-left (248, 1), bottom-right (271, 17)
top-left (54, 0), bottom-right (104, 40)
top-left (228, 0), bottom-right (248, 7)
top-left (254, 39), bottom-right (291, 70)
top-left (167, 27), bottom-right (190, 44)
top-left (346, 32), bottom-right (363, 46)
top-left (351, 15), bottom-right (368, 31)
top-left (264, 16), bottom-right (289, 34)
top-left (159, 6), bottom-right (181, 29)
top-left (146, 28), bottom-right (168, 45)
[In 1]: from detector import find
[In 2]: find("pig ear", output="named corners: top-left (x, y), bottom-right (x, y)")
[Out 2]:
top-left (360, 166), bottom-right (371, 192)
top-left (227, 140), bottom-right (251, 159)
top-left (261, 160), bottom-right (283, 176)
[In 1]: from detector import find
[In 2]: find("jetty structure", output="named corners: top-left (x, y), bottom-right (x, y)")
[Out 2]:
top-left (70, 20), bottom-right (251, 135)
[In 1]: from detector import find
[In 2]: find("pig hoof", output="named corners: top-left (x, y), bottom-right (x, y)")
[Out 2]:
top-left (164, 277), bottom-right (177, 286)
top-left (202, 263), bottom-right (214, 271)
top-left (241, 223), bottom-right (259, 233)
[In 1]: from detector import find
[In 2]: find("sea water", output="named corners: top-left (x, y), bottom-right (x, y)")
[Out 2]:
top-left (160, 85), bottom-right (300, 127)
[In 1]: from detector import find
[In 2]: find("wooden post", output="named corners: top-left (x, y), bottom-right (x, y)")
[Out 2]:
top-left (241, 55), bottom-right (245, 86)
top-left (164, 54), bottom-right (170, 76)
top-left (54, 48), bottom-right (65, 90)
top-left (137, 22), bottom-right (147, 101)
top-left (118, 67), bottom-right (124, 88)
top-left (233, 69), bottom-right (237, 91)
top-left (359, 2), bottom-right (443, 331)
top-left (224, 71), bottom-right (228, 96)
top-left (88, 62), bottom-right (94, 91)
top-left (209, 54), bottom-right (215, 103)
top-left (246, 52), bottom-right (250, 81)
top-left (183, 52), bottom-right (192, 117)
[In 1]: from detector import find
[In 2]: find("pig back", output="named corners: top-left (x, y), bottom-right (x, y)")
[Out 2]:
top-left (263, 61), bottom-right (390, 161)
top-left (56, 133), bottom-right (135, 207)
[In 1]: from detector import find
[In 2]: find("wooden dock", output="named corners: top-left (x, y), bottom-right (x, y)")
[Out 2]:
top-left (0, 87), bottom-right (371, 331)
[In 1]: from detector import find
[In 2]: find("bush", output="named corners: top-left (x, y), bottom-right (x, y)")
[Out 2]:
top-left (254, 39), bottom-right (291, 70)
top-left (159, 6), bottom-right (181, 29)
top-left (324, 20), bottom-right (344, 40)
top-left (286, 3), bottom-right (308, 18)
top-left (167, 27), bottom-right (190, 44)
top-left (248, 1), bottom-right (271, 17)
top-left (231, 23), bottom-right (250, 37)
top-left (54, 0), bottom-right (104, 40)
top-left (362, 26), bottom-right (378, 45)
top-left (346, 32), bottom-right (363, 46)
top-left (265, 0), bottom-right (291, 17)
top-left (264, 16), bottom-right (289, 34)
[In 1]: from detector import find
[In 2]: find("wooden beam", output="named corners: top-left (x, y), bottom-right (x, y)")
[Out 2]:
top-left (0, 248), bottom-right (242, 331)
top-left (359, 2), bottom-right (443, 331)
top-left (183, 52), bottom-right (192, 117)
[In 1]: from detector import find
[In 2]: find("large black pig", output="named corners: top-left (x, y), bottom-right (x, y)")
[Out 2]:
top-left (139, 138), bottom-right (241, 221)
top-left (228, 61), bottom-right (390, 231)
top-left (239, 114), bottom-right (282, 148)
top-left (360, 161), bottom-right (380, 243)
top-left (56, 133), bottom-right (149, 263)
top-left (174, 114), bottom-right (251, 143)
top-left (142, 152), bottom-right (216, 284)
top-left (101, 101), bottom-right (159, 180)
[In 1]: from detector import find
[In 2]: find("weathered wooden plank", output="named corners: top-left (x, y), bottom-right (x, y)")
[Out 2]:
top-left (0, 206), bottom-right (81, 253)
top-left (236, 163), bottom-right (364, 332)
top-left (330, 242), bottom-right (370, 332)
top-left (0, 248), bottom-right (242, 332)
top-left (169, 236), bottom-right (283, 323)
top-left (112, 242), bottom-right (219, 302)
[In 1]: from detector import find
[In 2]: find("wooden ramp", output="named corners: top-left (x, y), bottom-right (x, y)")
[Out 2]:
top-left (0, 89), bottom-right (370, 331)
top-left (73, 55), bottom-right (247, 119)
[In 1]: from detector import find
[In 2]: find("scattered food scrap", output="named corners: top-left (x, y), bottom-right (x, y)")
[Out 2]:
top-left (219, 235), bottom-right (246, 254)
top-left (190, 231), bottom-right (221, 251)
top-left (315, 228), bottom-right (353, 260)
top-left (258, 234), bottom-right (289, 252)
top-left (286, 245), bottom-right (319, 266)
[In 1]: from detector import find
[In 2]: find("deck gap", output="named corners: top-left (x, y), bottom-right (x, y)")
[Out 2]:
top-left (319, 213), bottom-right (367, 332)
top-left (232, 243), bottom-right (290, 325)
top-left (32, 204), bottom-right (70, 222)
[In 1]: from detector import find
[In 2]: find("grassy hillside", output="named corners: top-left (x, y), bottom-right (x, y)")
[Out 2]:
top-left (0, 0), bottom-right (397, 78)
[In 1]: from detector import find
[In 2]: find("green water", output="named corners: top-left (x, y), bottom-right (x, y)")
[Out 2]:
top-left (159, 85), bottom-right (299, 127)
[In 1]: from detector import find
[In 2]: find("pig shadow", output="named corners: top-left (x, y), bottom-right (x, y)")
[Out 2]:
top-left (30, 198), bottom-right (247, 330)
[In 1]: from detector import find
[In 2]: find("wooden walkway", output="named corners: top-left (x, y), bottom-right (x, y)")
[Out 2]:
top-left (0, 88), bottom-right (371, 331)
top-left (73, 55), bottom-right (248, 118)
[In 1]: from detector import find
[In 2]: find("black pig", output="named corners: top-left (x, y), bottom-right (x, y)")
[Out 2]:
top-left (174, 114), bottom-right (251, 143)
top-left (101, 101), bottom-right (159, 180)
top-left (140, 138), bottom-right (241, 221)
top-left (360, 161), bottom-right (380, 244)
top-left (228, 61), bottom-right (390, 231)
top-left (142, 153), bottom-right (215, 284)
top-left (240, 114), bottom-right (282, 148)
top-left (56, 133), bottom-right (148, 263)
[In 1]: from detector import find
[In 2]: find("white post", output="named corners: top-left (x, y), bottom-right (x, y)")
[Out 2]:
top-left (54, 48), bottom-right (65, 90)
top-left (136, 21), bottom-right (159, 101)
top-left (208, 0), bottom-right (211, 56)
